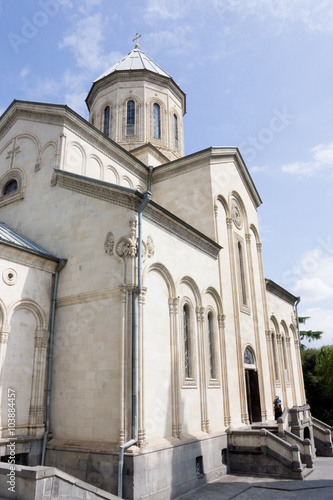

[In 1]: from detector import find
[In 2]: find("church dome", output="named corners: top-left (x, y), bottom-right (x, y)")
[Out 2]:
top-left (86, 43), bottom-right (186, 163)
top-left (94, 48), bottom-right (171, 82)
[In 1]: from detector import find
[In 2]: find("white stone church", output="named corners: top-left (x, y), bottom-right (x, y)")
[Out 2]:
top-left (0, 41), bottom-right (331, 500)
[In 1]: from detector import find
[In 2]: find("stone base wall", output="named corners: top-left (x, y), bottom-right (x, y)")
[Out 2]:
top-left (0, 463), bottom-right (117, 500)
top-left (0, 438), bottom-right (42, 467)
top-left (45, 447), bottom-right (119, 495)
top-left (227, 449), bottom-right (307, 480)
top-left (124, 434), bottom-right (228, 500)
top-left (46, 433), bottom-right (228, 499)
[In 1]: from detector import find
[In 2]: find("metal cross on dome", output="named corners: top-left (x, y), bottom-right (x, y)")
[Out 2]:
top-left (132, 33), bottom-right (142, 48)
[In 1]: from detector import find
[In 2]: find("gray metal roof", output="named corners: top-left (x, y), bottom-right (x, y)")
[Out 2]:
top-left (94, 48), bottom-right (171, 82)
top-left (0, 221), bottom-right (59, 261)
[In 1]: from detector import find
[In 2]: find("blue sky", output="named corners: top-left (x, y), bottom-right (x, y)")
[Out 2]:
top-left (1, 0), bottom-right (332, 346)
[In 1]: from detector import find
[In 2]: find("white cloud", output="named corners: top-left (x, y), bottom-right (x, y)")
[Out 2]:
top-left (281, 143), bottom-right (333, 177)
top-left (20, 66), bottom-right (30, 79)
top-left (285, 245), bottom-right (333, 305)
top-left (213, 0), bottom-right (333, 34)
top-left (59, 13), bottom-right (107, 73)
top-left (292, 277), bottom-right (333, 302)
top-left (300, 307), bottom-right (333, 347)
top-left (58, 10), bottom-right (123, 75)
top-left (144, 0), bottom-right (333, 33)
top-left (285, 246), bottom-right (333, 346)
top-left (145, 0), bottom-right (202, 21)
top-left (145, 26), bottom-right (196, 57)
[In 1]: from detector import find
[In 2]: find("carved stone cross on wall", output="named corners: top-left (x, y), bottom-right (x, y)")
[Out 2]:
top-left (6, 138), bottom-right (21, 168)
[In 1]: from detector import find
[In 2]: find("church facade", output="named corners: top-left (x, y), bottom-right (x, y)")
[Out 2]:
top-left (0, 44), bottom-right (309, 498)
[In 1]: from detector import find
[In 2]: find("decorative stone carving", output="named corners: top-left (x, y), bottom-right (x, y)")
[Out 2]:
top-left (116, 237), bottom-right (137, 258)
top-left (224, 415), bottom-right (232, 427)
top-left (266, 330), bottom-right (272, 341)
top-left (231, 199), bottom-right (243, 230)
top-left (226, 217), bottom-right (233, 229)
top-left (104, 231), bottom-right (114, 255)
top-left (146, 235), bottom-right (155, 258)
top-left (0, 332), bottom-right (9, 344)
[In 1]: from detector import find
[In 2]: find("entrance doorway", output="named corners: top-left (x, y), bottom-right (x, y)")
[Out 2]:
top-left (244, 346), bottom-right (261, 423)
top-left (245, 369), bottom-right (261, 423)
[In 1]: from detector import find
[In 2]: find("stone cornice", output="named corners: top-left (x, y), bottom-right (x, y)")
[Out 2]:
top-left (0, 244), bottom-right (59, 273)
top-left (86, 70), bottom-right (186, 115)
top-left (153, 147), bottom-right (262, 209)
top-left (146, 201), bottom-right (222, 258)
top-left (0, 100), bottom-right (148, 183)
top-left (53, 169), bottom-right (221, 258)
top-left (265, 278), bottom-right (299, 305)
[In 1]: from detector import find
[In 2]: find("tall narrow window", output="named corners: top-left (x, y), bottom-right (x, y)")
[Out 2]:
top-left (103, 106), bottom-right (110, 136)
top-left (126, 100), bottom-right (135, 136)
top-left (174, 114), bottom-right (178, 149)
top-left (208, 313), bottom-right (215, 379)
top-left (238, 242), bottom-right (247, 305)
top-left (183, 305), bottom-right (190, 378)
top-left (153, 103), bottom-right (161, 139)
top-left (272, 332), bottom-right (279, 381)
top-left (282, 336), bottom-right (289, 381)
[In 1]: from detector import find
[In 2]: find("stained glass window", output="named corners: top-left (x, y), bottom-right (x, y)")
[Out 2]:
top-left (126, 100), bottom-right (135, 136)
top-left (184, 305), bottom-right (190, 378)
top-left (153, 103), bottom-right (161, 139)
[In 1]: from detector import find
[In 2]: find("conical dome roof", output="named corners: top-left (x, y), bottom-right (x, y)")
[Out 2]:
top-left (94, 48), bottom-right (171, 82)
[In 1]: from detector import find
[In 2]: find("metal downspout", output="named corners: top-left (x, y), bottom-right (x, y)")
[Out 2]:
top-left (41, 258), bottom-right (67, 465)
top-left (118, 167), bottom-right (152, 498)
top-left (294, 297), bottom-right (301, 341)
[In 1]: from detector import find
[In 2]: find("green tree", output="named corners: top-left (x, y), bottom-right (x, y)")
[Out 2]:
top-left (299, 316), bottom-right (323, 347)
top-left (316, 345), bottom-right (333, 399)
top-left (301, 345), bottom-right (333, 425)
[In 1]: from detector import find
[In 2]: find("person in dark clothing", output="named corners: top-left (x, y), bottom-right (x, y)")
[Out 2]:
top-left (274, 395), bottom-right (282, 419)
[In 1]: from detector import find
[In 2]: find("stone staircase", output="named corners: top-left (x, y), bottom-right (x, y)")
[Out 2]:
top-left (0, 463), bottom-right (119, 500)
top-left (227, 427), bottom-right (313, 480)
top-left (312, 417), bottom-right (333, 457)
top-left (226, 406), bottom-right (323, 480)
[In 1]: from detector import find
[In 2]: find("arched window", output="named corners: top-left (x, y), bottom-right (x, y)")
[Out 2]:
top-left (208, 312), bottom-right (215, 379)
top-left (244, 346), bottom-right (255, 365)
top-left (238, 242), bottom-right (247, 305)
top-left (183, 304), bottom-right (191, 378)
top-left (153, 103), bottom-right (161, 139)
top-left (173, 114), bottom-right (178, 149)
top-left (103, 106), bottom-right (110, 136)
top-left (3, 180), bottom-right (18, 195)
top-left (126, 100), bottom-right (135, 136)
